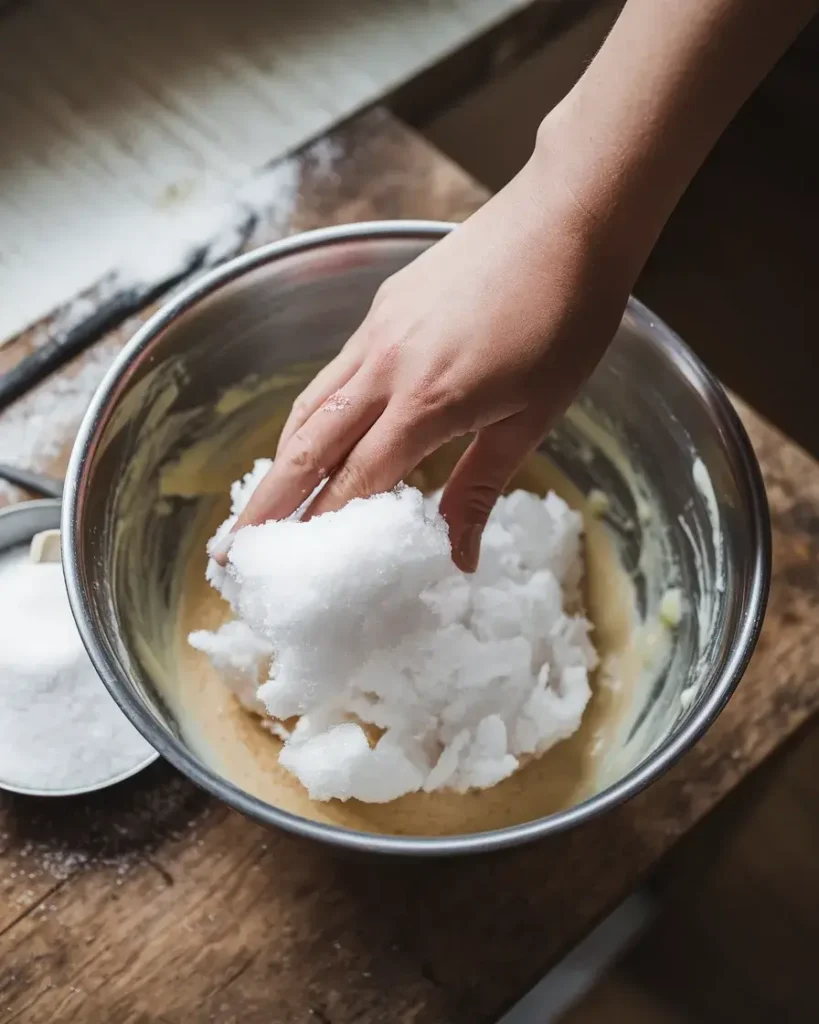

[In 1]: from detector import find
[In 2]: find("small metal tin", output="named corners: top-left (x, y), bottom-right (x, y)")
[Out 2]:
top-left (0, 499), bottom-right (158, 797)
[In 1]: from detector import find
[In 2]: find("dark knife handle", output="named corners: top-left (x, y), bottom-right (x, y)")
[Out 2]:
top-left (0, 289), bottom-right (143, 414)
top-left (0, 463), bottom-right (64, 499)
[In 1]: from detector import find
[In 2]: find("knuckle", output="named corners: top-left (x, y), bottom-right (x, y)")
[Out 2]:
top-left (461, 483), bottom-right (500, 519)
top-left (372, 274), bottom-right (398, 308)
top-left (290, 395), bottom-right (312, 420)
top-left (285, 435), bottom-right (323, 479)
top-left (332, 458), bottom-right (371, 499)
top-left (406, 374), bottom-right (470, 426)
top-left (341, 327), bottom-right (370, 360)
top-left (367, 339), bottom-right (403, 379)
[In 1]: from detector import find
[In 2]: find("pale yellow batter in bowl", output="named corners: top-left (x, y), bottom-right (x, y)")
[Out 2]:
top-left (162, 386), bottom-right (645, 837)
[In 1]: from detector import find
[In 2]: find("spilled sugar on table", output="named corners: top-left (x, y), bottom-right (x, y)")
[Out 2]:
top-left (1, 110), bottom-right (818, 1024)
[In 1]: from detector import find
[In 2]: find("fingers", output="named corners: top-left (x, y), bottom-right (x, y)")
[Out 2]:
top-left (276, 348), bottom-right (362, 456)
top-left (232, 374), bottom-right (386, 534)
top-left (439, 414), bottom-right (543, 573)
top-left (304, 407), bottom-right (443, 519)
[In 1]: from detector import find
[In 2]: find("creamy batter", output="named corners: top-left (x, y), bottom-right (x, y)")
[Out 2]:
top-left (112, 362), bottom-right (682, 837)
top-left (164, 443), bottom-right (643, 836)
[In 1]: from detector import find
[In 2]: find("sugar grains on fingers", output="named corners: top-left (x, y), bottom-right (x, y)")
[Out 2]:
top-left (276, 349), bottom-right (363, 456)
top-left (231, 384), bottom-right (387, 537)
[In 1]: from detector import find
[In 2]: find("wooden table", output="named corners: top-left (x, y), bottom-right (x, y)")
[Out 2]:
top-left (1, 109), bottom-right (818, 1024)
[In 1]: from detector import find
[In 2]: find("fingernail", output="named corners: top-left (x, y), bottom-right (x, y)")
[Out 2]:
top-left (458, 525), bottom-right (482, 573)
top-left (207, 530), bottom-right (234, 567)
top-left (211, 533), bottom-right (234, 557)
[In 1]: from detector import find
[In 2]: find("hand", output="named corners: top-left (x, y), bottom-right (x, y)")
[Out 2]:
top-left (222, 0), bottom-right (814, 570)
top-left (229, 153), bottom-right (634, 571)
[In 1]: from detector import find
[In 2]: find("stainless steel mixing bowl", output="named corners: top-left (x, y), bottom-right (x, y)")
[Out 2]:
top-left (62, 221), bottom-right (770, 856)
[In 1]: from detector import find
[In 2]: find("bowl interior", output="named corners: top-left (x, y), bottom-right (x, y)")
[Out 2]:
top-left (69, 228), bottom-right (767, 849)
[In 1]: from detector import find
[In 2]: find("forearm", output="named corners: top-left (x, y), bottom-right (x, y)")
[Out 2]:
top-left (535, 0), bottom-right (817, 272)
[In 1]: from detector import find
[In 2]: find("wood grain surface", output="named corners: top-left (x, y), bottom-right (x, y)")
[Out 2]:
top-left (0, 0), bottom-right (533, 343)
top-left (1, 109), bottom-right (818, 1024)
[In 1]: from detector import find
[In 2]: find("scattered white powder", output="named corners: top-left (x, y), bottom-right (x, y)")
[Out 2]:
top-left (115, 161), bottom-right (302, 299)
top-left (0, 160), bottom-right (302, 346)
top-left (0, 153), bottom-right (309, 504)
top-left (0, 161), bottom-right (304, 504)
top-left (190, 462), bottom-right (598, 804)
top-left (0, 339), bottom-right (120, 502)
top-left (0, 546), bottom-right (154, 792)
top-left (321, 392), bottom-right (353, 413)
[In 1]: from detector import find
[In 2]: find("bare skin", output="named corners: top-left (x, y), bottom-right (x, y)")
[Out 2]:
top-left (229, 0), bottom-right (817, 571)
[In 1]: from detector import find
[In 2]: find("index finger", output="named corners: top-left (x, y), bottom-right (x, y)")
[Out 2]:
top-left (230, 374), bottom-right (386, 535)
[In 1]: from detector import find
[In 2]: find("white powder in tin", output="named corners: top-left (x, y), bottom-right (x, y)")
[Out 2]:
top-left (0, 545), bottom-right (154, 792)
top-left (190, 463), bottom-right (598, 804)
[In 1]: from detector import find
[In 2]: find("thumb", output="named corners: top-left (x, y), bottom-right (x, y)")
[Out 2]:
top-left (439, 413), bottom-right (542, 573)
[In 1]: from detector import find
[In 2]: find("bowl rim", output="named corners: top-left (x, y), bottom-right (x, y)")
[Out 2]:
top-left (62, 220), bottom-right (772, 856)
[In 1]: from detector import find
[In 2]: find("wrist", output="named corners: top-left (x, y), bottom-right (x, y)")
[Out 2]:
top-left (530, 98), bottom-right (675, 283)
